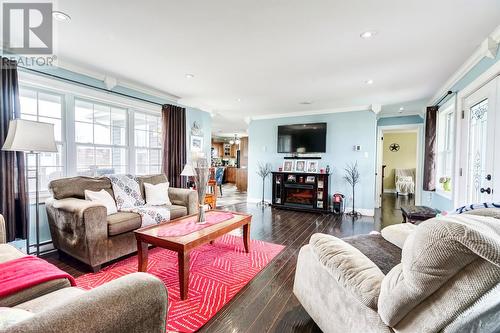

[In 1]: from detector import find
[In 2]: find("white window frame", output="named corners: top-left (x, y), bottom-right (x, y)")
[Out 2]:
top-left (18, 85), bottom-right (67, 199)
top-left (435, 97), bottom-right (456, 199)
top-left (133, 109), bottom-right (163, 175)
top-left (74, 97), bottom-right (130, 176)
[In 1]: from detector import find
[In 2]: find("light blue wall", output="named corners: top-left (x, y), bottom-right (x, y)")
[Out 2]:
top-left (377, 115), bottom-right (423, 126)
top-left (248, 110), bottom-right (377, 211)
top-left (186, 108), bottom-right (212, 161)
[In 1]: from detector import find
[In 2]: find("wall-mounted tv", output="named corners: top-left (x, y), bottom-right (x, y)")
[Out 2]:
top-left (277, 122), bottom-right (327, 153)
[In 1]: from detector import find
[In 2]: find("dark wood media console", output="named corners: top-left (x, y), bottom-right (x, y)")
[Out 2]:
top-left (271, 172), bottom-right (330, 213)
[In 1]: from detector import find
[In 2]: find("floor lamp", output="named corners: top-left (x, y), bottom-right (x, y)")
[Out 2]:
top-left (2, 119), bottom-right (58, 255)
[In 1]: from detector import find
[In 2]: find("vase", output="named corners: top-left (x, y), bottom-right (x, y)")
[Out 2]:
top-left (194, 160), bottom-right (209, 224)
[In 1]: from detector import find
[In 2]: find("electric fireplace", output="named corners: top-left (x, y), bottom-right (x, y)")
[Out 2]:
top-left (271, 171), bottom-right (330, 213)
top-left (284, 184), bottom-right (315, 208)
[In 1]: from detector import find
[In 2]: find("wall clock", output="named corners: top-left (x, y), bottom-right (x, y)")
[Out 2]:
top-left (389, 143), bottom-right (400, 152)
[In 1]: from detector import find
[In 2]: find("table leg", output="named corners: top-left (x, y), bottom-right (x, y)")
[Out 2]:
top-left (137, 239), bottom-right (149, 272)
top-left (243, 223), bottom-right (251, 253)
top-left (178, 251), bottom-right (189, 300)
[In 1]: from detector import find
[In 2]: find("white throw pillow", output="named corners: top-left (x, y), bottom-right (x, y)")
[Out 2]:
top-left (84, 189), bottom-right (118, 215)
top-left (144, 182), bottom-right (172, 206)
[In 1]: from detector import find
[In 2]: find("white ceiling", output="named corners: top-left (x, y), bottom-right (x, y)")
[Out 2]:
top-left (54, 0), bottom-right (500, 133)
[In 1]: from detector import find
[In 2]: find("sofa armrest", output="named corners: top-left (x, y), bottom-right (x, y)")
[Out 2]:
top-left (381, 223), bottom-right (417, 249)
top-left (6, 273), bottom-right (168, 333)
top-left (309, 233), bottom-right (385, 309)
top-left (168, 188), bottom-right (198, 214)
top-left (48, 197), bottom-right (104, 216)
top-left (45, 198), bottom-right (108, 267)
top-left (0, 214), bottom-right (6, 244)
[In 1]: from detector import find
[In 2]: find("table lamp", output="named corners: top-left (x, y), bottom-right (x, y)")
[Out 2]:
top-left (180, 163), bottom-right (197, 188)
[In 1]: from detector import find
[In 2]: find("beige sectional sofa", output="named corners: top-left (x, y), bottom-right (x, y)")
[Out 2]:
top-left (46, 174), bottom-right (198, 272)
top-left (294, 209), bottom-right (500, 333)
top-left (0, 215), bottom-right (168, 333)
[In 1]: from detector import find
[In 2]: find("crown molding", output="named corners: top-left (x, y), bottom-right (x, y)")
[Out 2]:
top-left (376, 111), bottom-right (424, 120)
top-left (57, 59), bottom-right (181, 103)
top-left (249, 104), bottom-right (372, 121)
top-left (429, 24), bottom-right (500, 105)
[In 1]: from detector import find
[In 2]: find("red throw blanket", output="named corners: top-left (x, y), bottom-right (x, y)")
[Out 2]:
top-left (0, 256), bottom-right (76, 298)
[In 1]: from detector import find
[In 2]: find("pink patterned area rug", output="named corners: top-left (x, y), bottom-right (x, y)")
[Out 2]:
top-left (75, 234), bottom-right (285, 333)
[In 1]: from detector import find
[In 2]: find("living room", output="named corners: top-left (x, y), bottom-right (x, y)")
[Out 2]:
top-left (1, 1), bottom-right (500, 333)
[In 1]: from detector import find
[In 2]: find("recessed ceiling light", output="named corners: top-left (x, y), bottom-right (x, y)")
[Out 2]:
top-left (236, 98), bottom-right (242, 102)
top-left (399, 107), bottom-right (405, 113)
top-left (52, 11), bottom-right (71, 22)
top-left (365, 79), bottom-right (374, 85)
top-left (360, 31), bottom-right (377, 39)
top-left (185, 73), bottom-right (194, 79)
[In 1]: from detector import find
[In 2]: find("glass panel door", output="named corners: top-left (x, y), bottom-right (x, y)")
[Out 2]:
top-left (463, 79), bottom-right (498, 204)
top-left (467, 99), bottom-right (491, 203)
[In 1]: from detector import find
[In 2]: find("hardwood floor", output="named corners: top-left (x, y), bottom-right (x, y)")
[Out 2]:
top-left (44, 195), bottom-right (406, 333)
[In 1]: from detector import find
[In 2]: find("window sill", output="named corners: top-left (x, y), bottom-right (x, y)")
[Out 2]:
top-left (435, 189), bottom-right (452, 200)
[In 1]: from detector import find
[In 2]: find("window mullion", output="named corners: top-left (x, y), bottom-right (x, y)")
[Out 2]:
top-left (129, 109), bottom-right (135, 175)
top-left (65, 93), bottom-right (76, 177)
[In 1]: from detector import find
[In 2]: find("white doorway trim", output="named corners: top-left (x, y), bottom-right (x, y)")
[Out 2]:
top-left (375, 123), bottom-right (424, 207)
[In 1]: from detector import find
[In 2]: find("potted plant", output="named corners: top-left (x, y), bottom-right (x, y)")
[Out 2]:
top-left (439, 177), bottom-right (452, 192)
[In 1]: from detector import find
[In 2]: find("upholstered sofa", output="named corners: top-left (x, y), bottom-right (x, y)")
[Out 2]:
top-left (294, 209), bottom-right (500, 333)
top-left (0, 215), bottom-right (168, 333)
top-left (46, 174), bottom-right (198, 272)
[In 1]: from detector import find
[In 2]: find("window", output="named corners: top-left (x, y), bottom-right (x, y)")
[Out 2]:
top-left (75, 99), bottom-right (128, 176)
top-left (134, 112), bottom-right (162, 175)
top-left (436, 99), bottom-right (455, 195)
top-left (19, 88), bottom-right (65, 193)
top-left (19, 79), bottom-right (164, 185)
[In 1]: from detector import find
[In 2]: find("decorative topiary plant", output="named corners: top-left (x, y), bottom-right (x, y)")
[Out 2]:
top-left (343, 161), bottom-right (361, 217)
top-left (257, 162), bottom-right (273, 206)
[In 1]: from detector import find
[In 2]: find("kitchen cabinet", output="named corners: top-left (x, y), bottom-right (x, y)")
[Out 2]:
top-left (211, 142), bottom-right (224, 158)
top-left (230, 144), bottom-right (237, 158)
top-left (225, 166), bottom-right (237, 183)
top-left (236, 168), bottom-right (248, 192)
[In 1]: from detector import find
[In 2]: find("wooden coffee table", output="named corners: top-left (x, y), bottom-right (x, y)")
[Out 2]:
top-left (134, 210), bottom-right (252, 300)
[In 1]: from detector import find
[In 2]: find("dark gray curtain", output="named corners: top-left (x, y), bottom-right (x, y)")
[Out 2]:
top-left (0, 58), bottom-right (28, 242)
top-left (161, 104), bottom-right (186, 188)
top-left (423, 106), bottom-right (438, 191)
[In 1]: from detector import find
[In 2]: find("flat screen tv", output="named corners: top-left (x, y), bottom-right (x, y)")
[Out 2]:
top-left (277, 122), bottom-right (327, 153)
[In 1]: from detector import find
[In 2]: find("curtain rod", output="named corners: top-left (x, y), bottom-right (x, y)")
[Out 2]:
top-left (434, 90), bottom-right (454, 107)
top-left (19, 66), bottom-right (166, 107)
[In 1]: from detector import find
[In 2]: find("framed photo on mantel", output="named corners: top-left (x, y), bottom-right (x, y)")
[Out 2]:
top-left (294, 160), bottom-right (306, 172)
top-left (283, 160), bottom-right (294, 172)
top-left (306, 161), bottom-right (319, 173)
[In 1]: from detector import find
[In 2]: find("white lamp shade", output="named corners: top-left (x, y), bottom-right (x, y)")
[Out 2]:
top-left (2, 119), bottom-right (58, 153)
top-left (180, 164), bottom-right (197, 177)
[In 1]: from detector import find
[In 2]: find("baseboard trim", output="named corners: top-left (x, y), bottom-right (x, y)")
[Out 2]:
top-left (383, 189), bottom-right (396, 194)
top-left (247, 197), bottom-right (265, 203)
top-left (247, 198), bottom-right (375, 216)
top-left (356, 208), bottom-right (375, 217)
